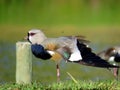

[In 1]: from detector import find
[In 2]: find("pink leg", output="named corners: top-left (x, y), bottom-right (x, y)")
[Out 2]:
top-left (113, 68), bottom-right (119, 80)
top-left (56, 64), bottom-right (60, 82)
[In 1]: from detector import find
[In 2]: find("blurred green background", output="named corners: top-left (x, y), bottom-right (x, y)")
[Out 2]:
top-left (0, 0), bottom-right (120, 83)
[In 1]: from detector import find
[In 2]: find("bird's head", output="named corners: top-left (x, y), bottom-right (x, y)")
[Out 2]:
top-left (25, 29), bottom-right (47, 44)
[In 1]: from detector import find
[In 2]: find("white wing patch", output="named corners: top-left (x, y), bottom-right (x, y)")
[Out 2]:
top-left (68, 39), bottom-right (82, 61)
top-left (69, 51), bottom-right (82, 61)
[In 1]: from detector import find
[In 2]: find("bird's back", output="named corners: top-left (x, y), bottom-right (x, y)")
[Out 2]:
top-left (41, 37), bottom-right (76, 51)
top-left (40, 36), bottom-right (83, 62)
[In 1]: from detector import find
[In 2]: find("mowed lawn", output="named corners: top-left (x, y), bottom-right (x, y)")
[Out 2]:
top-left (0, 80), bottom-right (120, 90)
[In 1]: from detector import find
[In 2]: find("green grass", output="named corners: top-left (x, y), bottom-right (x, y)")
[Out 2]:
top-left (0, 0), bottom-right (120, 26)
top-left (0, 80), bottom-right (120, 90)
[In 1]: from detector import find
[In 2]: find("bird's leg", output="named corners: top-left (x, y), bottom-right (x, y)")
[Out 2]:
top-left (113, 68), bottom-right (119, 80)
top-left (56, 64), bottom-right (60, 82)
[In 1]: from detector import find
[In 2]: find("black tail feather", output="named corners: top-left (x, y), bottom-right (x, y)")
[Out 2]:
top-left (75, 40), bottom-right (119, 68)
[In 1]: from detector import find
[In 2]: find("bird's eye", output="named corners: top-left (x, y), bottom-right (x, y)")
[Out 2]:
top-left (29, 33), bottom-right (36, 36)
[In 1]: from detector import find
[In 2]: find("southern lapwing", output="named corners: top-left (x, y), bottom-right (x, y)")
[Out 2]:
top-left (98, 46), bottom-right (120, 80)
top-left (25, 29), bottom-right (119, 81)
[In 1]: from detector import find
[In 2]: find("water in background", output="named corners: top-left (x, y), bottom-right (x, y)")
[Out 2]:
top-left (0, 43), bottom-right (15, 83)
top-left (0, 42), bottom-right (118, 83)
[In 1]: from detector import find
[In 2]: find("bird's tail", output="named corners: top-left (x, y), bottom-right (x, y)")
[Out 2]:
top-left (73, 40), bottom-right (120, 68)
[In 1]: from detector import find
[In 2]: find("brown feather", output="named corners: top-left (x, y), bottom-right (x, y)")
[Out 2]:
top-left (51, 52), bottom-right (62, 63)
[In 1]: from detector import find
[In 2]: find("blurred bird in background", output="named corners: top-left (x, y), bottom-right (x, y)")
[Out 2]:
top-left (98, 46), bottom-right (120, 80)
top-left (25, 29), bottom-right (119, 81)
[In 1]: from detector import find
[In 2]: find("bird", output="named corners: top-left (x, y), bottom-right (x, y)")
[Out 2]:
top-left (25, 29), bottom-right (119, 81)
top-left (97, 46), bottom-right (120, 80)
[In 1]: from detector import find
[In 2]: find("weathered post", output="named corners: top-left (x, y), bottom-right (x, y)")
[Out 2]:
top-left (16, 42), bottom-right (32, 84)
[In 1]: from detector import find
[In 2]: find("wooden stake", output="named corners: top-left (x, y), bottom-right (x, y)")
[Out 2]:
top-left (16, 42), bottom-right (32, 84)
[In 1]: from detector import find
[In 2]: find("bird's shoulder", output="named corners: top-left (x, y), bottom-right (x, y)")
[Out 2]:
top-left (41, 38), bottom-right (59, 50)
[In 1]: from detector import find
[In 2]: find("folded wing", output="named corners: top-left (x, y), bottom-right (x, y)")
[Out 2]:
top-left (71, 40), bottom-right (119, 68)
